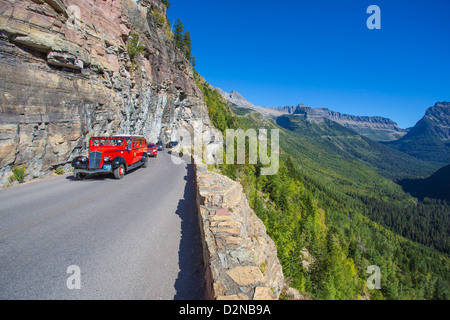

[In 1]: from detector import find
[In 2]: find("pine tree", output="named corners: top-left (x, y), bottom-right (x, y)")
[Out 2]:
top-left (173, 19), bottom-right (184, 50)
top-left (173, 19), bottom-right (196, 66)
top-left (127, 33), bottom-right (145, 62)
top-left (183, 31), bottom-right (196, 66)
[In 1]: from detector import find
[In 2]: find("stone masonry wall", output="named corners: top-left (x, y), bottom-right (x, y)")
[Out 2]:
top-left (192, 155), bottom-right (292, 300)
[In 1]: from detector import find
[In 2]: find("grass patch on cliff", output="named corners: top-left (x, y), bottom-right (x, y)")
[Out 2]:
top-left (150, 10), bottom-right (167, 27)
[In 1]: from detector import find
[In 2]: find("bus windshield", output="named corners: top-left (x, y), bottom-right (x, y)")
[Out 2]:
top-left (90, 139), bottom-right (125, 147)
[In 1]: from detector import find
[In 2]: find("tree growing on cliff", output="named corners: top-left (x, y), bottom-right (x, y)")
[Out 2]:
top-left (173, 19), bottom-right (196, 66)
top-left (173, 19), bottom-right (184, 49)
top-left (182, 31), bottom-right (196, 66)
top-left (127, 33), bottom-right (145, 62)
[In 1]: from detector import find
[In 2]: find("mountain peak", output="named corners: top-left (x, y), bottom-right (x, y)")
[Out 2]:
top-left (229, 90), bottom-right (244, 98)
top-left (217, 88), bottom-right (283, 117)
top-left (420, 101), bottom-right (450, 140)
top-left (385, 102), bottom-right (450, 165)
top-left (218, 89), bottom-right (256, 109)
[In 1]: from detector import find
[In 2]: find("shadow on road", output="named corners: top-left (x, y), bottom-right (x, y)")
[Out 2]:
top-left (173, 163), bottom-right (206, 300)
top-left (65, 166), bottom-right (143, 182)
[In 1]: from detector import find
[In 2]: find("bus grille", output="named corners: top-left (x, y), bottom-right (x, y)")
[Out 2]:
top-left (89, 151), bottom-right (102, 169)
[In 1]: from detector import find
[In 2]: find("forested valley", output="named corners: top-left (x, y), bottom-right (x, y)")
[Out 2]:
top-left (195, 74), bottom-right (449, 300)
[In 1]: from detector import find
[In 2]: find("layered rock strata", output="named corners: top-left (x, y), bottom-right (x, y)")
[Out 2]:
top-left (292, 106), bottom-right (408, 141)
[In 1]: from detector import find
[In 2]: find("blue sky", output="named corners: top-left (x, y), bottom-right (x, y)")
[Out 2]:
top-left (167, 0), bottom-right (450, 128)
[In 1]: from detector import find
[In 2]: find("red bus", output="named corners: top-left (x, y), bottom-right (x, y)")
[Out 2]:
top-left (72, 135), bottom-right (148, 180)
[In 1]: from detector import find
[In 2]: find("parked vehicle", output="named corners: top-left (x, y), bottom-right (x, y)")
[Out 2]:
top-left (147, 143), bottom-right (158, 157)
top-left (72, 135), bottom-right (148, 180)
top-left (166, 141), bottom-right (178, 148)
top-left (156, 141), bottom-right (164, 151)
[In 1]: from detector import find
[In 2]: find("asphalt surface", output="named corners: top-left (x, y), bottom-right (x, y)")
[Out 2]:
top-left (0, 151), bottom-right (205, 300)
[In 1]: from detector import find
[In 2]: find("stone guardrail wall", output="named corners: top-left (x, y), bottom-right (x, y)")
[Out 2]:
top-left (192, 156), bottom-right (302, 300)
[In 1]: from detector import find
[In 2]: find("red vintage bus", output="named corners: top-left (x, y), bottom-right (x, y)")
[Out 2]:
top-left (72, 135), bottom-right (148, 180)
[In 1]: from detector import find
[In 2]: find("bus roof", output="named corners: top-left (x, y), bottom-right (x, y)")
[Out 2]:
top-left (90, 135), bottom-right (146, 140)
top-left (111, 135), bottom-right (145, 139)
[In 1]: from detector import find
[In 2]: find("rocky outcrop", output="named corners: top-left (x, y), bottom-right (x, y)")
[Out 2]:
top-left (193, 156), bottom-right (298, 300)
top-left (0, 0), bottom-right (213, 184)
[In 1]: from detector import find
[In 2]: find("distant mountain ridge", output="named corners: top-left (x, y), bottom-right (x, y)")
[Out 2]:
top-left (275, 113), bottom-right (436, 181)
top-left (218, 88), bottom-right (408, 142)
top-left (218, 89), bottom-right (450, 163)
top-left (273, 105), bottom-right (408, 142)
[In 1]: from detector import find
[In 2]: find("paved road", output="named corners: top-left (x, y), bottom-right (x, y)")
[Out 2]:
top-left (0, 151), bottom-right (204, 299)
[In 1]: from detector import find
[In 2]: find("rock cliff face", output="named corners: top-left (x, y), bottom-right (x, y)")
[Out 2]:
top-left (0, 0), bottom-right (213, 184)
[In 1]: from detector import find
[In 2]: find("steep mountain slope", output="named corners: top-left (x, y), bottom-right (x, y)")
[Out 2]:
top-left (276, 114), bottom-right (436, 182)
top-left (384, 102), bottom-right (450, 165)
top-left (276, 117), bottom-right (449, 254)
top-left (399, 164), bottom-right (450, 202)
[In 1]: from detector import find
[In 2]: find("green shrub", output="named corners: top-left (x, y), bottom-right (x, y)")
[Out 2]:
top-left (9, 165), bottom-right (28, 183)
top-left (55, 166), bottom-right (65, 175)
